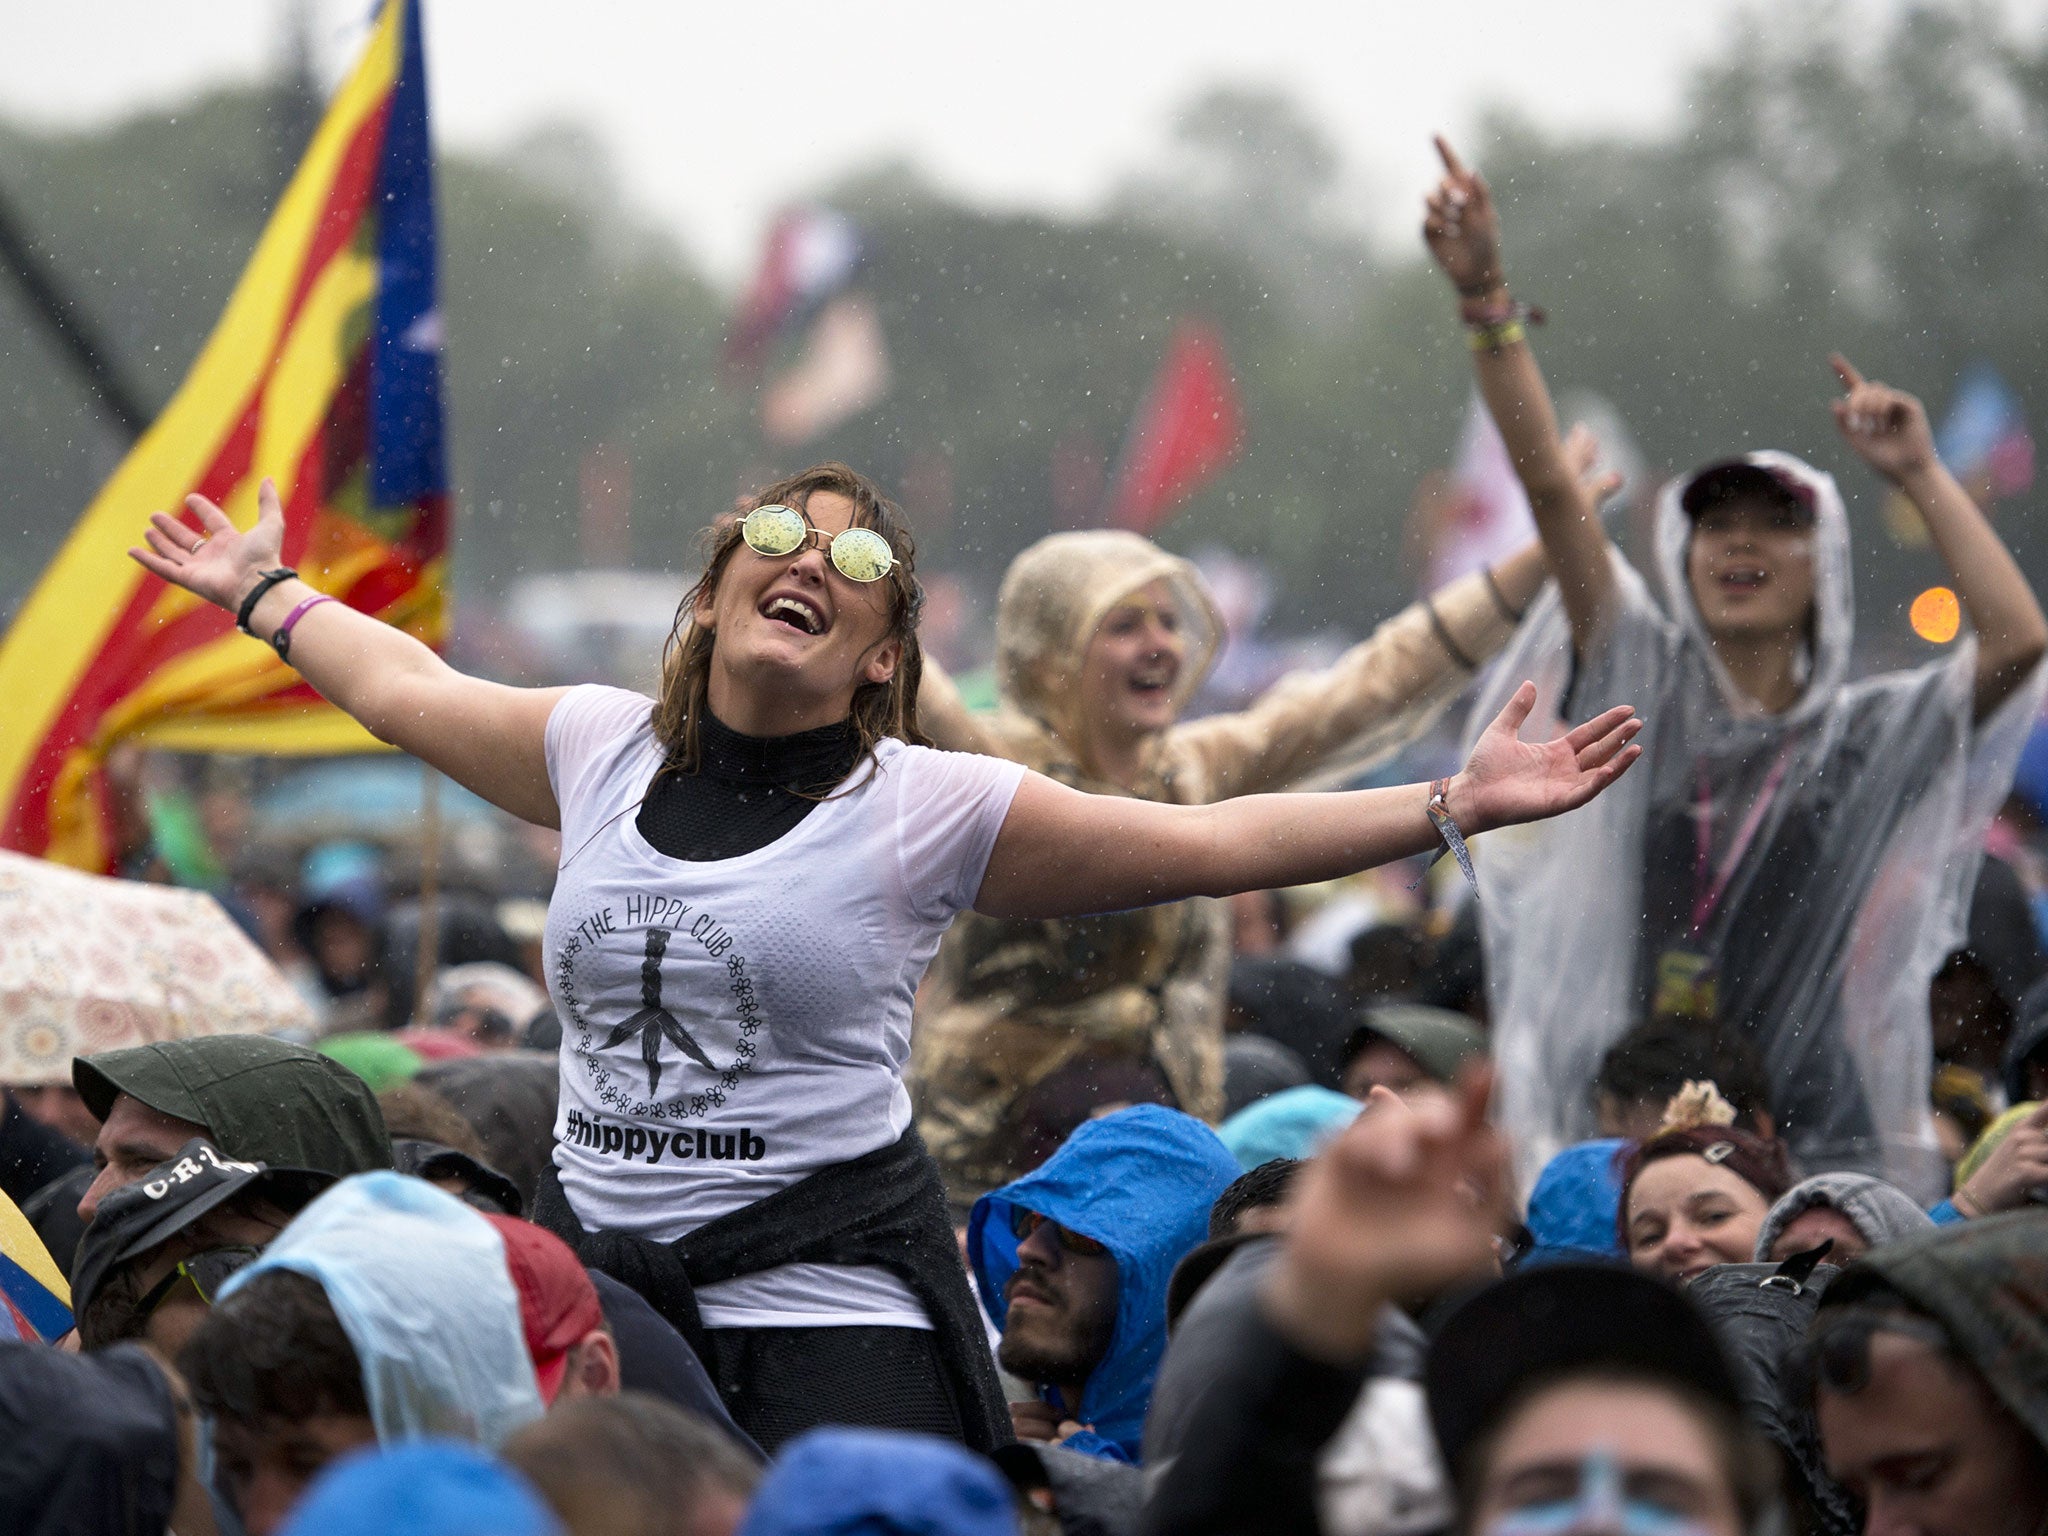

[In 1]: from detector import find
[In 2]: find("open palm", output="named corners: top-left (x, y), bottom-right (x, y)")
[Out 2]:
top-left (1452, 681), bottom-right (1642, 835)
top-left (129, 478), bottom-right (288, 612)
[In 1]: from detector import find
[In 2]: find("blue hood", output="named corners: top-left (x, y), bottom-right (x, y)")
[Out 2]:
top-left (737, 1427), bottom-right (1017, 1536)
top-left (1522, 1138), bottom-right (1628, 1263)
top-left (968, 1105), bottom-right (1239, 1463)
top-left (1217, 1084), bottom-right (1359, 1171)
top-left (279, 1441), bottom-right (561, 1536)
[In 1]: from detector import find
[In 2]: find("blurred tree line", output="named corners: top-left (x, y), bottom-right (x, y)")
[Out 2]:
top-left (2, 1), bottom-right (2045, 669)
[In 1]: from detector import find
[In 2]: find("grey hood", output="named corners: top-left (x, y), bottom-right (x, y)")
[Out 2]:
top-left (1753, 1171), bottom-right (1935, 1261)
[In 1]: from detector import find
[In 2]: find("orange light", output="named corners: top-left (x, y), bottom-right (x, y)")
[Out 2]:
top-left (1910, 586), bottom-right (1961, 644)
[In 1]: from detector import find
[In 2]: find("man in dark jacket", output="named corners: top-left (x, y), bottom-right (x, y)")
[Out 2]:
top-left (1143, 1071), bottom-right (1782, 1536)
top-left (73, 1035), bottom-right (390, 1222)
top-left (1806, 1210), bottom-right (2048, 1536)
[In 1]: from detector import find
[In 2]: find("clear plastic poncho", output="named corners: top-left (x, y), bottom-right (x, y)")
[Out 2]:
top-left (1466, 452), bottom-right (2046, 1201)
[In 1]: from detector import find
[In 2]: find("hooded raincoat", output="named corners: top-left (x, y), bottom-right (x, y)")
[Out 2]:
top-left (966, 1104), bottom-right (1240, 1464)
top-left (1466, 453), bottom-right (2047, 1198)
top-left (1753, 1171), bottom-right (1936, 1261)
top-left (279, 1442), bottom-right (564, 1536)
top-left (223, 1170), bottom-right (545, 1449)
top-left (916, 531), bottom-right (1524, 1200)
top-left (737, 1427), bottom-right (1021, 1536)
top-left (1825, 1208), bottom-right (2048, 1453)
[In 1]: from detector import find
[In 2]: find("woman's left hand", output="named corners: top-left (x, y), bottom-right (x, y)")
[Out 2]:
top-left (1830, 354), bottom-right (1937, 483)
top-left (1448, 681), bottom-right (1642, 834)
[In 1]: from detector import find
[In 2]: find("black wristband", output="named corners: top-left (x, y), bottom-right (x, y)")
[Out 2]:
top-left (235, 568), bottom-right (298, 636)
top-left (1425, 596), bottom-right (1479, 672)
top-left (1482, 566), bottom-right (1527, 625)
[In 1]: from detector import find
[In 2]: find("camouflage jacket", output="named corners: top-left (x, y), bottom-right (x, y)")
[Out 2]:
top-left (910, 530), bottom-right (1521, 1202)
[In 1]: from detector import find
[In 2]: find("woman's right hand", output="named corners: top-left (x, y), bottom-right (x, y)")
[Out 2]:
top-left (129, 477), bottom-right (289, 614)
top-left (1422, 135), bottom-right (1506, 297)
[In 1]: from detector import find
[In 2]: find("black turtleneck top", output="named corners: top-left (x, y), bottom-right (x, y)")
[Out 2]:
top-left (634, 712), bottom-right (863, 862)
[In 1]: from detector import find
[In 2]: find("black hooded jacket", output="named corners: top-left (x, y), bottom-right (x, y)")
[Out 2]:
top-left (0, 1342), bottom-right (180, 1536)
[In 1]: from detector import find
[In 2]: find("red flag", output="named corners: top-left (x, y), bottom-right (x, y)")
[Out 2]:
top-left (1103, 321), bottom-right (1243, 535)
top-left (725, 207), bottom-right (862, 371)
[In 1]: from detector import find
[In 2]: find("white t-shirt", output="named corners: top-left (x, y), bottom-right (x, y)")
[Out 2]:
top-left (542, 686), bottom-right (1024, 1328)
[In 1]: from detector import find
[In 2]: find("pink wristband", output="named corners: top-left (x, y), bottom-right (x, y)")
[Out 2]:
top-left (270, 593), bottom-right (335, 661)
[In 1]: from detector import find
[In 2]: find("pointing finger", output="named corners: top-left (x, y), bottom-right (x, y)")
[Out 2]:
top-left (1434, 134), bottom-right (1468, 179)
top-left (1829, 352), bottom-right (1865, 393)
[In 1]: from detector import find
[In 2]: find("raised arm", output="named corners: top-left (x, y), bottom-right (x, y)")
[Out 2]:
top-left (1829, 355), bottom-right (2048, 721)
top-left (1423, 137), bottom-right (1615, 652)
top-left (1173, 543), bottom-right (1550, 800)
top-left (913, 651), bottom-right (1000, 757)
top-left (975, 683), bottom-right (1640, 919)
top-left (131, 480), bottom-right (568, 826)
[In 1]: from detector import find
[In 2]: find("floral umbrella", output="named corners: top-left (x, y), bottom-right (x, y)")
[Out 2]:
top-left (0, 850), bottom-right (312, 1085)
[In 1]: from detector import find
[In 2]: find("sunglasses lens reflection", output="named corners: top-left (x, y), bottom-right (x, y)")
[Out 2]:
top-left (831, 528), bottom-right (896, 583)
top-left (743, 505), bottom-right (807, 557)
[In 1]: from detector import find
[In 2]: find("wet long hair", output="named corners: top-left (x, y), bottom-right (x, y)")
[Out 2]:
top-left (650, 463), bottom-right (929, 780)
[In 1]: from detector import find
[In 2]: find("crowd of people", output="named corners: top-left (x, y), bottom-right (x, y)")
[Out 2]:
top-left (7, 137), bottom-right (2048, 1536)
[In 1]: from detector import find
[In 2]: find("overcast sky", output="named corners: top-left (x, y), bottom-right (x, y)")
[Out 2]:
top-left (4, 2), bottom-right (2031, 285)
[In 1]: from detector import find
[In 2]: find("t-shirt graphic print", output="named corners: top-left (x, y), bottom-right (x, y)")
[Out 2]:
top-left (542, 686), bottom-right (1023, 1328)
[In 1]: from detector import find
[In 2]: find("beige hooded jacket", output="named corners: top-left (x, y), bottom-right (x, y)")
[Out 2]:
top-left (910, 530), bottom-right (1521, 1201)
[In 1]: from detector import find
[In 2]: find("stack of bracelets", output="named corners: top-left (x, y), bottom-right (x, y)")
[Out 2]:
top-left (1458, 287), bottom-right (1545, 352)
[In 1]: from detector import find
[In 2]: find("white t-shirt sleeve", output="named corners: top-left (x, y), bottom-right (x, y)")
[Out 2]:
top-left (889, 746), bottom-right (1028, 923)
top-left (544, 685), bottom-right (659, 848)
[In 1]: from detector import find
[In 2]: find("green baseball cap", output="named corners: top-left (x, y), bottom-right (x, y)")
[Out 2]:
top-left (1344, 1003), bottom-right (1488, 1085)
top-left (75, 1035), bottom-right (391, 1178)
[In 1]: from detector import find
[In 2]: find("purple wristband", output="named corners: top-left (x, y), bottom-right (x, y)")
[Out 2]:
top-left (270, 593), bottom-right (335, 661)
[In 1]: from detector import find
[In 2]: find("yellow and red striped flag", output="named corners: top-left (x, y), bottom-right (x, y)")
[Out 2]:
top-left (0, 0), bottom-right (448, 870)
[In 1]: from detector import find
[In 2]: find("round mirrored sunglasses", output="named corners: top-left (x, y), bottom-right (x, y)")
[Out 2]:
top-left (741, 504), bottom-right (898, 584)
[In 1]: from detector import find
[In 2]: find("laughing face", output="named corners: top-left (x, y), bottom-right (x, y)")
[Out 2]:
top-left (1685, 495), bottom-right (1818, 644)
top-left (1078, 579), bottom-right (1187, 749)
top-left (694, 489), bottom-right (904, 735)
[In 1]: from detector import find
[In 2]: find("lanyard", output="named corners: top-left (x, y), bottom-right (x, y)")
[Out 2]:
top-left (1690, 745), bottom-right (1793, 938)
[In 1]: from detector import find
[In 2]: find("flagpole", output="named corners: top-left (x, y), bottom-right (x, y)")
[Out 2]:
top-left (412, 763), bottom-right (441, 1026)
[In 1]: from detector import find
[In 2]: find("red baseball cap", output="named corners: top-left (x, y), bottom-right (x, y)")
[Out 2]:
top-left (484, 1214), bottom-right (605, 1403)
